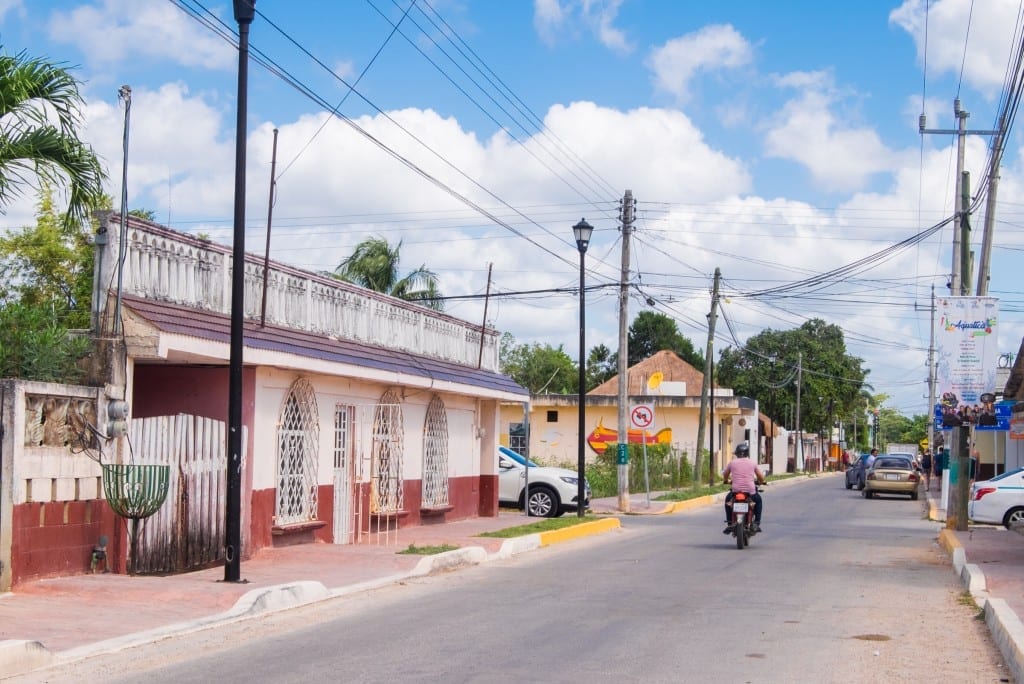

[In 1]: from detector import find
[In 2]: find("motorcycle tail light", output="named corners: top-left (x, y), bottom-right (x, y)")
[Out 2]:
top-left (734, 492), bottom-right (748, 501)
top-left (973, 487), bottom-right (997, 501)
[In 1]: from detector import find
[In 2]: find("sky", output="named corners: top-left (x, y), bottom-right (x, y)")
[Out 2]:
top-left (3, 0), bottom-right (1024, 419)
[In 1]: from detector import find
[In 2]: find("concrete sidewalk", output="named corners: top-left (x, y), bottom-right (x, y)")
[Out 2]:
top-left (2, 475), bottom-right (1020, 680)
top-left (0, 504), bottom-right (636, 678)
top-left (927, 487), bottom-right (1024, 683)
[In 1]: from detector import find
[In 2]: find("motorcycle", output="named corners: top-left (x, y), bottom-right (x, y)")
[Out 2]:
top-left (726, 488), bottom-right (763, 549)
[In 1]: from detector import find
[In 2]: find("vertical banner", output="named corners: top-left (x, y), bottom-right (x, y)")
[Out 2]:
top-left (934, 296), bottom-right (1000, 430)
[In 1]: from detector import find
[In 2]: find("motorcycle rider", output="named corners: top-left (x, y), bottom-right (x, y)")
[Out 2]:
top-left (723, 442), bottom-right (766, 534)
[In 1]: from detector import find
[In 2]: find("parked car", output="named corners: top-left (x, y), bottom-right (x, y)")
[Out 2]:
top-left (845, 455), bottom-right (868, 490)
top-left (497, 446), bottom-right (590, 518)
top-left (862, 455), bottom-right (920, 500)
top-left (969, 467), bottom-right (1024, 529)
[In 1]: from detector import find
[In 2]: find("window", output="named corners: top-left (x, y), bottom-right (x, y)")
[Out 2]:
top-left (371, 389), bottom-right (404, 513)
top-left (276, 378), bottom-right (319, 525)
top-left (546, 410), bottom-right (558, 423)
top-left (509, 422), bottom-right (528, 454)
top-left (421, 395), bottom-right (449, 508)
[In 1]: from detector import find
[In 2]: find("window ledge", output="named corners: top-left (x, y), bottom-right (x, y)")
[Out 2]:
top-left (370, 509), bottom-right (410, 520)
top-left (420, 505), bottom-right (454, 516)
top-left (272, 520), bottom-right (327, 536)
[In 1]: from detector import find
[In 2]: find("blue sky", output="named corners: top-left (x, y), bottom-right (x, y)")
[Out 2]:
top-left (3, 0), bottom-right (1023, 419)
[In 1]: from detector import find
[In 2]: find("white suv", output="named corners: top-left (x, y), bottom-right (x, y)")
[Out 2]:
top-left (497, 446), bottom-right (591, 517)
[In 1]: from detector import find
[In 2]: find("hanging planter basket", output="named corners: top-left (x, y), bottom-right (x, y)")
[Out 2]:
top-left (101, 464), bottom-right (171, 575)
top-left (102, 464), bottom-right (170, 519)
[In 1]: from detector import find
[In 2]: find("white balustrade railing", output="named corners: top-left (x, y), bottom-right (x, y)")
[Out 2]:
top-left (101, 214), bottom-right (498, 371)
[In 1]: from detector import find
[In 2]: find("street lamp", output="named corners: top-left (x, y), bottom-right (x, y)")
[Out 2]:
top-left (225, 0), bottom-right (255, 584)
top-left (767, 355), bottom-right (777, 468)
top-left (573, 218), bottom-right (593, 518)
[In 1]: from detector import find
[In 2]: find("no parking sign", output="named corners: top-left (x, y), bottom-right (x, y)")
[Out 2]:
top-left (630, 404), bottom-right (654, 430)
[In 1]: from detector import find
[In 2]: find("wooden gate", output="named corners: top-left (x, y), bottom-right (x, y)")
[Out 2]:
top-left (127, 414), bottom-right (245, 574)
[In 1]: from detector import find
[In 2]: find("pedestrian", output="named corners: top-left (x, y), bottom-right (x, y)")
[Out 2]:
top-left (866, 448), bottom-right (878, 469)
top-left (919, 449), bottom-right (933, 491)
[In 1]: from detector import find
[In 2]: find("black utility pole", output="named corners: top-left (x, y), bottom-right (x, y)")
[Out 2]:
top-left (225, 0), bottom-right (255, 584)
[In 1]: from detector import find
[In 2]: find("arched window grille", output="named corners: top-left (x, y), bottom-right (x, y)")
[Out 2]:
top-left (371, 389), bottom-right (404, 513)
top-left (276, 378), bottom-right (319, 525)
top-left (421, 395), bottom-right (449, 508)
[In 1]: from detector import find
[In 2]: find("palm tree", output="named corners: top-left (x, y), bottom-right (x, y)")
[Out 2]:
top-left (332, 237), bottom-right (444, 311)
top-left (0, 48), bottom-right (106, 231)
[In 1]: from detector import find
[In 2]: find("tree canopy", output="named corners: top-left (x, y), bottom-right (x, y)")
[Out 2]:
top-left (0, 190), bottom-right (95, 381)
top-left (0, 48), bottom-right (106, 231)
top-left (332, 236), bottom-right (444, 311)
top-left (627, 310), bottom-right (703, 368)
top-left (716, 318), bottom-right (868, 434)
top-left (500, 333), bottom-right (579, 394)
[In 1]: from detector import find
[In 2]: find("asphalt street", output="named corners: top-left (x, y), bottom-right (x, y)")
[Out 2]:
top-left (14, 476), bottom-right (1007, 683)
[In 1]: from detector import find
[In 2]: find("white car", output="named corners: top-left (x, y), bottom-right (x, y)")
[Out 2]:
top-left (497, 446), bottom-right (590, 518)
top-left (969, 467), bottom-right (1024, 528)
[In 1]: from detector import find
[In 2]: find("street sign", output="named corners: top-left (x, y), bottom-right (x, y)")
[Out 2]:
top-left (630, 404), bottom-right (654, 430)
top-left (920, 437), bottom-right (929, 450)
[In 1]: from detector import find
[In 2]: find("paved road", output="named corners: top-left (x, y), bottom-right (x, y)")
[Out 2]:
top-left (13, 477), bottom-right (1008, 683)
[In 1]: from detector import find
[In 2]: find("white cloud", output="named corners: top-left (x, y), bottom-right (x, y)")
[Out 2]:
top-left (533, 0), bottom-right (631, 53)
top-left (646, 24), bottom-right (752, 103)
top-left (763, 72), bottom-right (903, 193)
top-left (890, 0), bottom-right (1019, 100)
top-left (47, 0), bottom-right (234, 70)
top-left (0, 0), bottom-right (23, 22)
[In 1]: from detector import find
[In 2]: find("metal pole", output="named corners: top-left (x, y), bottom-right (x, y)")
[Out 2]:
top-left (225, 0), bottom-right (255, 584)
top-left (574, 219), bottom-right (592, 518)
top-left (259, 127), bottom-right (278, 327)
top-left (113, 85), bottom-right (131, 336)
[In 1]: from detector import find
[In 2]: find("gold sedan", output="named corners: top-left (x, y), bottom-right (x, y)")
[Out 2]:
top-left (862, 455), bottom-right (921, 500)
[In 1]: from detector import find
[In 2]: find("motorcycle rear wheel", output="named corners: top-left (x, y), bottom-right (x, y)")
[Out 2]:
top-left (735, 517), bottom-right (746, 549)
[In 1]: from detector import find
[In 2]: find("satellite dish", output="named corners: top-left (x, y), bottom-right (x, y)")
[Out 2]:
top-left (647, 372), bottom-right (664, 390)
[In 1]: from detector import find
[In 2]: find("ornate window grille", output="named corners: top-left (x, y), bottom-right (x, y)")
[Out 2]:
top-left (371, 390), bottom-right (404, 513)
top-left (276, 378), bottom-right (319, 525)
top-left (421, 395), bottom-right (449, 508)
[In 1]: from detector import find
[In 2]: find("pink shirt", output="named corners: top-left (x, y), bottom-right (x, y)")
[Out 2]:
top-left (724, 458), bottom-right (763, 493)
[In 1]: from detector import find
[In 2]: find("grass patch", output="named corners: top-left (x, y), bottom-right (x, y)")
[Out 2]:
top-left (478, 514), bottom-right (601, 538)
top-left (957, 590), bottom-right (986, 620)
top-left (397, 543), bottom-right (459, 555)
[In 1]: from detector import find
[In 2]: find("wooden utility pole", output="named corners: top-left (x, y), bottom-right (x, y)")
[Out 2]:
top-left (616, 190), bottom-right (634, 512)
top-left (695, 268), bottom-right (720, 487)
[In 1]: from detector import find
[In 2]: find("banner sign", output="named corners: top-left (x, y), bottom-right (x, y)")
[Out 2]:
top-left (933, 296), bottom-right (1000, 430)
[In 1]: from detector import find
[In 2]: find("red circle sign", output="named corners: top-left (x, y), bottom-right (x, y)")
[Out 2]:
top-left (630, 405), bottom-right (654, 429)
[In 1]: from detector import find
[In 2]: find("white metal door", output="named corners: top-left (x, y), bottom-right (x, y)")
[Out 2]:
top-left (333, 404), bottom-right (354, 544)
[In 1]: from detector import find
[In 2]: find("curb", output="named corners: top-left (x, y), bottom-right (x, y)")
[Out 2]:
top-left (939, 527), bottom-right (1024, 684)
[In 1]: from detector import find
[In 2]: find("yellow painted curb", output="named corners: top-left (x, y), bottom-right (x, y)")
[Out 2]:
top-left (662, 495), bottom-right (716, 514)
top-left (938, 527), bottom-right (962, 554)
top-left (538, 517), bottom-right (621, 547)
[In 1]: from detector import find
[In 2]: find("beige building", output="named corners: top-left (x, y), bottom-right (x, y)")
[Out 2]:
top-left (500, 350), bottom-right (759, 472)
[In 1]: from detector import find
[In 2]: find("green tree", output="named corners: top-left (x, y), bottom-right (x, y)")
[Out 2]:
top-left (0, 48), bottom-right (106, 231)
top-left (628, 311), bottom-right (703, 368)
top-left (0, 189), bottom-right (93, 326)
top-left (332, 236), bottom-right (443, 311)
top-left (0, 189), bottom-right (95, 380)
top-left (128, 208), bottom-right (156, 221)
top-left (716, 318), bottom-right (868, 435)
top-left (500, 333), bottom-right (578, 394)
top-left (585, 343), bottom-right (616, 390)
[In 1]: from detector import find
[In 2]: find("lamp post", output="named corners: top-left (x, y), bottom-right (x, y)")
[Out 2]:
top-left (768, 354), bottom-right (776, 469)
top-left (573, 218), bottom-right (593, 518)
top-left (225, 0), bottom-right (255, 584)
